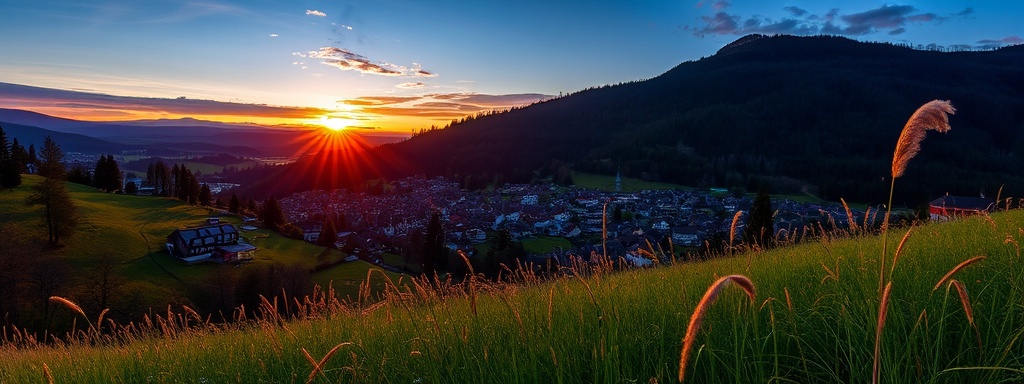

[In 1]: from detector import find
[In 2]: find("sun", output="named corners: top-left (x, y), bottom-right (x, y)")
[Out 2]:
top-left (319, 116), bottom-right (353, 131)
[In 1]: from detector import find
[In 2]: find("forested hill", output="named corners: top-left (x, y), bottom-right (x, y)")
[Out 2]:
top-left (266, 35), bottom-right (1024, 205)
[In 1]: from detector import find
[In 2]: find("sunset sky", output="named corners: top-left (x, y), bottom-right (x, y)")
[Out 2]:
top-left (1, 0), bottom-right (1019, 135)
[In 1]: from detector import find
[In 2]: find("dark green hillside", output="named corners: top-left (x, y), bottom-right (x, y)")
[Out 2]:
top-left (0, 175), bottom-right (398, 328)
top-left (358, 35), bottom-right (1023, 205)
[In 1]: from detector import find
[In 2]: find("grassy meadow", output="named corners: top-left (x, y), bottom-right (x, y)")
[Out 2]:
top-left (0, 175), bottom-right (398, 308)
top-left (2, 203), bottom-right (1022, 383)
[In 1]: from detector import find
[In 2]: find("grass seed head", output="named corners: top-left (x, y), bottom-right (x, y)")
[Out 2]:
top-left (679, 275), bottom-right (756, 382)
top-left (891, 100), bottom-right (955, 178)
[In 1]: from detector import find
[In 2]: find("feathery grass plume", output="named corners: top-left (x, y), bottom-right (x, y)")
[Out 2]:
top-left (873, 281), bottom-right (893, 384)
top-left (882, 99), bottom-right (955, 293)
top-left (890, 225), bottom-right (915, 275)
top-left (49, 296), bottom-right (87, 320)
top-left (933, 256), bottom-right (986, 292)
top-left (678, 275), bottom-right (756, 382)
top-left (303, 341), bottom-right (353, 384)
top-left (947, 279), bottom-right (983, 350)
top-left (841, 198), bottom-right (858, 234)
top-left (891, 100), bottom-right (955, 178)
top-left (729, 210), bottom-right (744, 249)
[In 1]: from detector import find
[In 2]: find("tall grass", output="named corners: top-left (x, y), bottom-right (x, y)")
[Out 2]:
top-left (1, 208), bottom-right (1022, 383)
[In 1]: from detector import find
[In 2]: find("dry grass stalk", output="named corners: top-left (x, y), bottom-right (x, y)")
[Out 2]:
top-left (729, 210), bottom-right (744, 248)
top-left (873, 281), bottom-right (893, 384)
top-left (841, 198), bottom-right (858, 233)
top-left (889, 225), bottom-right (915, 275)
top-left (457, 250), bottom-right (478, 317)
top-left (42, 362), bottom-right (54, 384)
top-left (932, 256), bottom-right (986, 292)
top-left (678, 275), bottom-right (756, 382)
top-left (948, 279), bottom-right (984, 351)
top-left (891, 100), bottom-right (955, 178)
top-left (784, 287), bottom-right (793, 313)
top-left (48, 296), bottom-right (87, 322)
top-left (303, 341), bottom-right (353, 384)
top-left (948, 280), bottom-right (975, 326)
top-left (547, 284), bottom-right (555, 331)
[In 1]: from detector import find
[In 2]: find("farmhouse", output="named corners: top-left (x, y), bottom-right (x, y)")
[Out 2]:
top-left (928, 195), bottom-right (995, 220)
top-left (166, 222), bottom-right (256, 263)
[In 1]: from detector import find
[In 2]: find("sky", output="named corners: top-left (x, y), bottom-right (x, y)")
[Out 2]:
top-left (0, 0), bottom-right (1020, 135)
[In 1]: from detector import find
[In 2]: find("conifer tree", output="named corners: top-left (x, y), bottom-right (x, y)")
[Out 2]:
top-left (317, 218), bottom-right (338, 247)
top-left (26, 137), bottom-right (78, 245)
top-left (424, 211), bottom-right (447, 272)
top-left (228, 193), bottom-right (241, 214)
top-left (198, 183), bottom-right (212, 206)
top-left (0, 126), bottom-right (21, 188)
top-left (261, 196), bottom-right (285, 231)
top-left (743, 188), bottom-right (774, 248)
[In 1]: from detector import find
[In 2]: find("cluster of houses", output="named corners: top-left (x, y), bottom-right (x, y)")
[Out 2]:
top-left (163, 175), bottom-right (996, 266)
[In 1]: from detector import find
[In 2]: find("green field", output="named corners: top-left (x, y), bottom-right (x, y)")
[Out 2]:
top-left (121, 160), bottom-right (259, 175)
top-left (0, 175), bottom-right (396, 308)
top-left (573, 172), bottom-right (689, 192)
top-left (3, 194), bottom-right (1022, 382)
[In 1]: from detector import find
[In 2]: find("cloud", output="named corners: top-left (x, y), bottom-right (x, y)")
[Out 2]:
top-left (308, 47), bottom-right (438, 77)
top-left (396, 82), bottom-right (426, 89)
top-left (711, 1), bottom-right (730, 11)
top-left (783, 6), bottom-right (807, 17)
top-left (340, 92), bottom-right (551, 122)
top-left (690, 4), bottom-right (948, 37)
top-left (0, 82), bottom-right (329, 119)
top-left (976, 36), bottom-right (1024, 49)
top-left (306, 10), bottom-right (326, 17)
top-left (955, 8), bottom-right (974, 17)
top-left (269, 33), bottom-right (279, 37)
top-left (342, 96), bottom-right (423, 106)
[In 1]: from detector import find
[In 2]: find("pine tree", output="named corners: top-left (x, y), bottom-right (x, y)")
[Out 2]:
top-left (261, 197), bottom-right (285, 231)
top-left (424, 211), bottom-right (447, 272)
top-left (228, 194), bottom-right (241, 214)
top-left (317, 218), bottom-right (338, 247)
top-left (198, 184), bottom-right (212, 206)
top-left (743, 188), bottom-right (774, 248)
top-left (10, 138), bottom-right (28, 173)
top-left (26, 137), bottom-right (78, 245)
top-left (0, 126), bottom-right (21, 188)
top-left (27, 144), bottom-right (37, 167)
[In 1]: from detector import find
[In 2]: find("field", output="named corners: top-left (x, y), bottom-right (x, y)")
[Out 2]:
top-left (572, 172), bottom-right (690, 192)
top-left (2, 200), bottom-right (1022, 382)
top-left (0, 175), bottom-right (398, 307)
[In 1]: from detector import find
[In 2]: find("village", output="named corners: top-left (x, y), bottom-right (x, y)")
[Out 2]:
top-left (274, 176), bottom-right (871, 270)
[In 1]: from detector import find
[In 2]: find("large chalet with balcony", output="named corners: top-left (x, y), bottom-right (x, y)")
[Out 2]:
top-left (166, 220), bottom-right (256, 263)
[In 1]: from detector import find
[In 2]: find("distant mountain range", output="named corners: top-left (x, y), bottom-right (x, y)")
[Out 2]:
top-left (281, 34), bottom-right (1019, 205)
top-left (0, 108), bottom-right (403, 157)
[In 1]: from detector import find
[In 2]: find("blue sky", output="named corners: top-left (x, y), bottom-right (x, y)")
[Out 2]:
top-left (0, 0), bottom-right (1019, 133)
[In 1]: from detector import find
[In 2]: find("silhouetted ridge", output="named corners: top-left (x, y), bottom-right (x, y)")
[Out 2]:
top-left (256, 35), bottom-right (1024, 206)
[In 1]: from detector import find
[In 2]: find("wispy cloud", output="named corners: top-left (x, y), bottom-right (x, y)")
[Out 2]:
top-left (269, 33), bottom-right (279, 37)
top-left (0, 82), bottom-right (328, 119)
top-left (397, 82), bottom-right (426, 89)
top-left (976, 35), bottom-right (1024, 49)
top-left (689, 4), bottom-right (953, 38)
top-left (345, 92), bottom-right (551, 121)
top-left (306, 9), bottom-right (326, 17)
top-left (308, 47), bottom-right (438, 77)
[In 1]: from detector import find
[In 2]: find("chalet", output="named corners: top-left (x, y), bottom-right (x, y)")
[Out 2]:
top-left (928, 196), bottom-right (994, 220)
top-left (294, 220), bottom-right (323, 242)
top-left (166, 223), bottom-right (255, 263)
